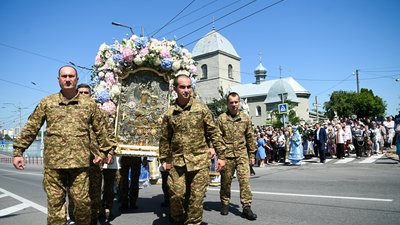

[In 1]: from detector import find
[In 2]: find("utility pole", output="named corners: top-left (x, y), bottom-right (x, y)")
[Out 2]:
top-left (312, 96), bottom-right (322, 123)
top-left (355, 69), bottom-right (360, 94)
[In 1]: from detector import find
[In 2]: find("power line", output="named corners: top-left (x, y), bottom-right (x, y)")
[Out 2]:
top-left (177, 0), bottom-right (257, 42)
top-left (0, 42), bottom-right (68, 64)
top-left (183, 0), bottom-right (286, 45)
top-left (314, 74), bottom-right (354, 96)
top-left (0, 78), bottom-right (52, 94)
top-left (158, 0), bottom-right (243, 38)
top-left (151, 0), bottom-right (197, 37)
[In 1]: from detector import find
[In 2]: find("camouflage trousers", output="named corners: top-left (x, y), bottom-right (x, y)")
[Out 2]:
top-left (220, 157), bottom-right (253, 207)
top-left (68, 164), bottom-right (102, 221)
top-left (168, 166), bottom-right (209, 225)
top-left (43, 168), bottom-right (90, 225)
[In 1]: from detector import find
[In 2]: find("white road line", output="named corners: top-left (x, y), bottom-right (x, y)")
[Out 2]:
top-left (359, 154), bottom-right (384, 164)
top-left (333, 157), bottom-right (355, 164)
top-left (0, 168), bottom-right (43, 176)
top-left (0, 203), bottom-right (30, 217)
top-left (0, 188), bottom-right (47, 215)
top-left (0, 193), bottom-right (7, 198)
top-left (208, 188), bottom-right (393, 202)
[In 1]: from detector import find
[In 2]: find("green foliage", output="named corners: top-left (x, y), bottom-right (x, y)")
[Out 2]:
top-left (272, 100), bottom-right (300, 127)
top-left (206, 87), bottom-right (227, 117)
top-left (324, 88), bottom-right (386, 119)
top-left (4, 134), bottom-right (11, 141)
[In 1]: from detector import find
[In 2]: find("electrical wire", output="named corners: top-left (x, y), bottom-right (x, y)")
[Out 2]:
top-left (314, 73), bottom-right (354, 96)
top-left (158, 0), bottom-right (243, 38)
top-left (183, 0), bottom-right (286, 45)
top-left (0, 42), bottom-right (68, 65)
top-left (177, 0), bottom-right (257, 42)
top-left (0, 78), bottom-right (52, 94)
top-left (151, 0), bottom-right (197, 37)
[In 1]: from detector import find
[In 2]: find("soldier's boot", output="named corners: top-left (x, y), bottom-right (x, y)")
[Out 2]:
top-left (242, 206), bottom-right (257, 220)
top-left (220, 204), bottom-right (229, 215)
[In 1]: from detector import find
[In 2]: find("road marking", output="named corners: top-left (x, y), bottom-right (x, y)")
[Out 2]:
top-left (0, 203), bottom-right (30, 217)
top-left (0, 188), bottom-right (47, 216)
top-left (359, 154), bottom-right (384, 163)
top-left (0, 168), bottom-right (43, 176)
top-left (333, 157), bottom-right (355, 164)
top-left (208, 188), bottom-right (393, 202)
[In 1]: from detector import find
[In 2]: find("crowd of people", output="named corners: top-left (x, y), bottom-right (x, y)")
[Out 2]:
top-left (253, 116), bottom-right (400, 167)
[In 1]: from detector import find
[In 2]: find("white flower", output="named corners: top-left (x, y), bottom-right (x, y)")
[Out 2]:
top-left (134, 56), bottom-right (143, 65)
top-left (99, 43), bottom-right (108, 52)
top-left (172, 61), bottom-right (181, 71)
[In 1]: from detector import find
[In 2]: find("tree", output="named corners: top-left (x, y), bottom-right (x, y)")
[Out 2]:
top-left (206, 87), bottom-right (227, 117)
top-left (270, 100), bottom-right (300, 127)
top-left (4, 134), bottom-right (12, 141)
top-left (324, 91), bottom-right (355, 119)
top-left (353, 88), bottom-right (386, 118)
top-left (324, 89), bottom-right (386, 119)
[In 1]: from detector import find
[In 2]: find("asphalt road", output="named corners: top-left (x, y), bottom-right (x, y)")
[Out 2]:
top-left (1, 154), bottom-right (399, 225)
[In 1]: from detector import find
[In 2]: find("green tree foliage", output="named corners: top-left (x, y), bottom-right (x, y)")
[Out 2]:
top-left (4, 134), bottom-right (12, 141)
top-left (324, 88), bottom-right (386, 119)
top-left (270, 101), bottom-right (300, 128)
top-left (206, 87), bottom-right (227, 117)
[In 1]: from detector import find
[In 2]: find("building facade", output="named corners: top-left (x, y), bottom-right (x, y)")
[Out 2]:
top-left (192, 29), bottom-right (311, 126)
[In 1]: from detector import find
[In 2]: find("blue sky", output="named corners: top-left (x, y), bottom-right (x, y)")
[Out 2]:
top-left (1, 0), bottom-right (399, 130)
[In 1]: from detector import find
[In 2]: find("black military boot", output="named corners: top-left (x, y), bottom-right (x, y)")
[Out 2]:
top-left (220, 204), bottom-right (229, 215)
top-left (242, 206), bottom-right (257, 220)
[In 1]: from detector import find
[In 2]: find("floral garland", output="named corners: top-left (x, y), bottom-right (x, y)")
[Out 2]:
top-left (91, 34), bottom-right (197, 114)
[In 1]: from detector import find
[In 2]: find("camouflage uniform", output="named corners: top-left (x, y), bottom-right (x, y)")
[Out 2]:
top-left (68, 130), bottom-right (104, 222)
top-left (217, 111), bottom-right (257, 208)
top-left (13, 92), bottom-right (112, 225)
top-left (159, 98), bottom-right (226, 225)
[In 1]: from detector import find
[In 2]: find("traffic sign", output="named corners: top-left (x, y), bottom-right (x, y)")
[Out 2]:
top-left (278, 103), bottom-right (288, 114)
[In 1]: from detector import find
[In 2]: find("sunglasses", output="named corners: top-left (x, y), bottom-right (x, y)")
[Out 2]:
top-left (79, 91), bottom-right (90, 94)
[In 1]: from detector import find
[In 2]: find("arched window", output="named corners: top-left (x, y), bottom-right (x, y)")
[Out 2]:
top-left (228, 64), bottom-right (233, 79)
top-left (201, 64), bottom-right (208, 79)
top-left (256, 106), bottom-right (262, 117)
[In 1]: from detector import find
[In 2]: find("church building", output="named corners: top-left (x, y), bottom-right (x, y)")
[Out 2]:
top-left (192, 29), bottom-right (311, 126)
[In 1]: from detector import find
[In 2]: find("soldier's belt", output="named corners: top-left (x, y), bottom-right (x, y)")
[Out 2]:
top-left (114, 144), bottom-right (159, 157)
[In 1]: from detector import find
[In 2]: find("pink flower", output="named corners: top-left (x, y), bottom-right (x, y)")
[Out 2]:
top-left (122, 48), bottom-right (134, 62)
top-left (100, 101), bottom-right (116, 114)
top-left (98, 71), bottom-right (105, 78)
top-left (95, 54), bottom-right (103, 66)
top-left (160, 49), bottom-right (171, 58)
top-left (139, 48), bottom-right (149, 57)
top-left (105, 72), bottom-right (116, 84)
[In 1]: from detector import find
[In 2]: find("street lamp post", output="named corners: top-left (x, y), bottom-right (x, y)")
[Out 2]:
top-left (111, 22), bottom-right (134, 34)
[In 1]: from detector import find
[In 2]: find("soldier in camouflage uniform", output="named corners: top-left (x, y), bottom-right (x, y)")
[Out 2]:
top-left (218, 92), bottom-right (257, 220)
top-left (75, 83), bottom-right (114, 225)
top-left (12, 66), bottom-right (113, 225)
top-left (159, 74), bottom-right (226, 225)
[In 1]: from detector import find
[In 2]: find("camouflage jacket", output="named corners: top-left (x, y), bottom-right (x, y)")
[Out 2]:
top-left (217, 112), bottom-right (257, 160)
top-left (159, 98), bottom-right (226, 171)
top-left (13, 92), bottom-right (113, 169)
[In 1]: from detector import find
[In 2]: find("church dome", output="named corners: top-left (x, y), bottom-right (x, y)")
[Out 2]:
top-left (254, 62), bottom-right (267, 75)
top-left (192, 30), bottom-right (240, 58)
top-left (264, 79), bottom-right (299, 103)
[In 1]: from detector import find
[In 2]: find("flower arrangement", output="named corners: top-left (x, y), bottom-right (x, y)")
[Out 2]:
top-left (91, 34), bottom-right (197, 114)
